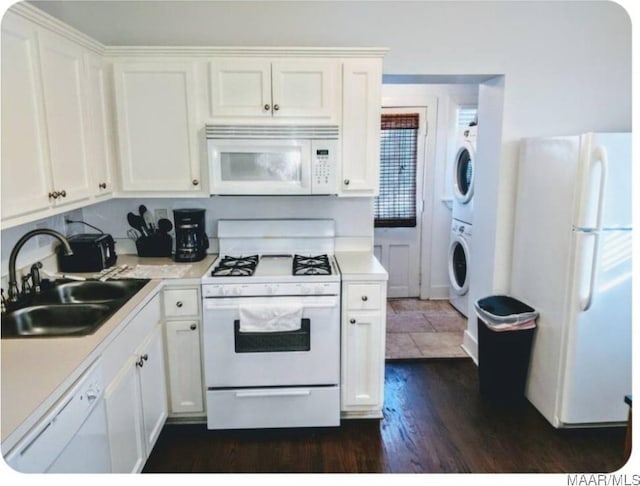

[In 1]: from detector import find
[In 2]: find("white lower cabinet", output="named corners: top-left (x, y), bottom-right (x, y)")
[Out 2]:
top-left (341, 280), bottom-right (387, 418)
top-left (165, 320), bottom-right (204, 414)
top-left (103, 295), bottom-right (168, 473)
top-left (162, 285), bottom-right (205, 417)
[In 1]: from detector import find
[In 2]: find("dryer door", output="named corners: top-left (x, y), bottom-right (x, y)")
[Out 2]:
top-left (448, 234), bottom-right (470, 295)
top-left (453, 142), bottom-right (475, 203)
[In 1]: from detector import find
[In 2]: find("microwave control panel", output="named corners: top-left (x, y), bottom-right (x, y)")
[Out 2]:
top-left (311, 140), bottom-right (338, 194)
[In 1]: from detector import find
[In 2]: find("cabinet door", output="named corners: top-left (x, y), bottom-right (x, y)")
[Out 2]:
top-left (1, 13), bottom-right (52, 221)
top-left (340, 59), bottom-right (382, 196)
top-left (271, 60), bottom-right (340, 123)
top-left (85, 52), bottom-right (114, 198)
top-left (38, 29), bottom-right (92, 207)
top-left (105, 358), bottom-right (145, 474)
top-left (113, 62), bottom-right (202, 192)
top-left (342, 310), bottom-right (384, 409)
top-left (209, 58), bottom-right (272, 119)
top-left (138, 324), bottom-right (168, 453)
top-left (165, 320), bottom-right (204, 414)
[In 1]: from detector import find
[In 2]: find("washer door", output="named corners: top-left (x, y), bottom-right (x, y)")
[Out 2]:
top-left (453, 142), bottom-right (475, 203)
top-left (448, 235), bottom-right (470, 295)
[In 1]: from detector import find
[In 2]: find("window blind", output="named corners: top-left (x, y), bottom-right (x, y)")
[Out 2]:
top-left (374, 113), bottom-right (419, 228)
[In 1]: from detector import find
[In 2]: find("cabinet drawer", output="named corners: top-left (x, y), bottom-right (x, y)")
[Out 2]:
top-left (345, 283), bottom-right (382, 310)
top-left (206, 386), bottom-right (339, 429)
top-left (163, 288), bottom-right (199, 317)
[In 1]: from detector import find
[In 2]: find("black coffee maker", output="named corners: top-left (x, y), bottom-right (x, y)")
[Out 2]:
top-left (173, 209), bottom-right (209, 262)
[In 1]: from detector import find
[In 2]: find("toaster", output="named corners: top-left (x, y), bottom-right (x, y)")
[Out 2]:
top-left (57, 233), bottom-right (117, 273)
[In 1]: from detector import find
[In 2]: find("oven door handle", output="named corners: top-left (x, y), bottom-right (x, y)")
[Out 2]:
top-left (235, 389), bottom-right (311, 398)
top-left (203, 296), bottom-right (338, 310)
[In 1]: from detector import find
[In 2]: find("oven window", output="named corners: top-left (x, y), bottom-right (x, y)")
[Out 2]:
top-left (234, 319), bottom-right (310, 353)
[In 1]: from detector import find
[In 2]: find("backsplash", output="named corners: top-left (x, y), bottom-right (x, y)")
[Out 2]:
top-left (1, 196), bottom-right (374, 283)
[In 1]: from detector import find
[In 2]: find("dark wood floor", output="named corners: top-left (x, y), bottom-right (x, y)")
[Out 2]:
top-left (143, 359), bottom-right (627, 473)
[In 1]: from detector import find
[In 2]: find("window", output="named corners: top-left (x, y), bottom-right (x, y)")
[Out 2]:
top-left (457, 106), bottom-right (478, 129)
top-left (374, 113), bottom-right (419, 227)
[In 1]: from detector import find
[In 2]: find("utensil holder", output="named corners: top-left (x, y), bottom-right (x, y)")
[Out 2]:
top-left (135, 233), bottom-right (172, 258)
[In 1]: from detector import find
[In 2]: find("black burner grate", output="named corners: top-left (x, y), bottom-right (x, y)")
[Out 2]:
top-left (292, 254), bottom-right (332, 276)
top-left (211, 255), bottom-right (259, 277)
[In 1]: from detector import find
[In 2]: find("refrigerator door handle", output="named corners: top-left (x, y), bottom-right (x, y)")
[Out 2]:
top-left (579, 231), bottom-right (599, 311)
top-left (590, 145), bottom-right (608, 231)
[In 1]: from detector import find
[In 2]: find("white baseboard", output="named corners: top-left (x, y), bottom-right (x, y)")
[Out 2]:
top-left (421, 284), bottom-right (449, 300)
top-left (462, 330), bottom-right (478, 365)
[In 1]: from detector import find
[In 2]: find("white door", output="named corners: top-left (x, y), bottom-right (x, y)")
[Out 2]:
top-left (374, 107), bottom-right (430, 298)
top-left (1, 13), bottom-right (52, 221)
top-left (165, 320), bottom-right (204, 414)
top-left (38, 29), bottom-right (92, 208)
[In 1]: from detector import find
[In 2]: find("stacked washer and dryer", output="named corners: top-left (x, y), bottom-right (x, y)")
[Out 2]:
top-left (448, 124), bottom-right (477, 317)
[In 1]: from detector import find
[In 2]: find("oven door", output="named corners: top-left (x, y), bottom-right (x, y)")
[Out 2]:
top-left (202, 295), bottom-right (340, 387)
top-left (208, 139), bottom-right (311, 195)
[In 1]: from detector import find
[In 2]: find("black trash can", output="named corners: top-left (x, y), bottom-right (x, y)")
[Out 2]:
top-left (475, 295), bottom-right (538, 401)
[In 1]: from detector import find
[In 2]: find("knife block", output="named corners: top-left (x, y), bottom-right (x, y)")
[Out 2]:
top-left (135, 233), bottom-right (172, 258)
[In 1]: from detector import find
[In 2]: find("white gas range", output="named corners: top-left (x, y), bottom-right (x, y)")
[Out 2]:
top-left (201, 219), bottom-right (341, 430)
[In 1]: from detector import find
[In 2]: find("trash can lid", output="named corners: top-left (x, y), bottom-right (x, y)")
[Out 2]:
top-left (475, 295), bottom-right (538, 327)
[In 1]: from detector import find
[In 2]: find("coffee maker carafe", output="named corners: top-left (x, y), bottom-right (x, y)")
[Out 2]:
top-left (173, 209), bottom-right (209, 262)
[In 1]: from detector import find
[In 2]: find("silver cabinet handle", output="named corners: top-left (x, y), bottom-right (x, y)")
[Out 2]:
top-left (49, 191), bottom-right (59, 199)
top-left (344, 179), bottom-right (350, 186)
top-left (192, 179), bottom-right (199, 186)
top-left (273, 104), bottom-right (280, 111)
top-left (190, 323), bottom-right (197, 331)
top-left (350, 318), bottom-right (356, 324)
top-left (98, 182), bottom-right (107, 189)
top-left (264, 104), bottom-right (271, 111)
top-left (361, 295), bottom-right (368, 302)
top-left (176, 301), bottom-right (183, 308)
top-left (59, 190), bottom-right (66, 198)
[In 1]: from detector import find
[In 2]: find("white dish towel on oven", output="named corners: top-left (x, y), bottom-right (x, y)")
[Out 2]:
top-left (238, 304), bottom-right (304, 332)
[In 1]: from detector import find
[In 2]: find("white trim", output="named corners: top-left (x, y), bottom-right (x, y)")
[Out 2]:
top-left (104, 46), bottom-right (388, 58)
top-left (462, 329), bottom-right (478, 364)
top-left (9, 3), bottom-right (105, 54)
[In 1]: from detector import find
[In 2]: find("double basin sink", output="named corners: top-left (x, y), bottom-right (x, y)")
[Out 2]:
top-left (2, 279), bottom-right (149, 339)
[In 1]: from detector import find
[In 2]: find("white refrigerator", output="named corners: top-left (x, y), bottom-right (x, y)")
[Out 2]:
top-left (510, 132), bottom-right (632, 427)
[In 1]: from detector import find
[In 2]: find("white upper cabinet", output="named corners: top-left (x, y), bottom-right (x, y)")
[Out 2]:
top-left (1, 12), bottom-right (52, 221)
top-left (84, 52), bottom-right (115, 198)
top-left (37, 29), bottom-right (92, 208)
top-left (112, 61), bottom-right (204, 194)
top-left (209, 58), bottom-right (340, 124)
top-left (340, 59), bottom-right (382, 196)
top-left (1, 8), bottom-right (113, 228)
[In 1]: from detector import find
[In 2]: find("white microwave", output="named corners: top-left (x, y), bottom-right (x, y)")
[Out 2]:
top-left (206, 125), bottom-right (339, 195)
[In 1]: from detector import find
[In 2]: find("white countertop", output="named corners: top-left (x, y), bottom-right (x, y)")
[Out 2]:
top-left (335, 251), bottom-right (388, 281)
top-left (1, 255), bottom-right (215, 451)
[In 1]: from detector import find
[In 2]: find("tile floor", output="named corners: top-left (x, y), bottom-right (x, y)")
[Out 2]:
top-left (386, 298), bottom-right (469, 359)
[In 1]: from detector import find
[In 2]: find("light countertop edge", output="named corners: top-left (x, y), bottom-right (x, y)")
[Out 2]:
top-left (335, 251), bottom-right (388, 281)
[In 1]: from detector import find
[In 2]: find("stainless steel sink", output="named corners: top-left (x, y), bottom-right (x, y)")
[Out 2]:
top-left (35, 279), bottom-right (149, 304)
top-left (2, 279), bottom-right (150, 339)
top-left (2, 304), bottom-right (114, 338)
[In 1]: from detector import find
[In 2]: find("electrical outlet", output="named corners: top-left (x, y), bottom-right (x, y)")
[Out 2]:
top-left (155, 208), bottom-right (168, 221)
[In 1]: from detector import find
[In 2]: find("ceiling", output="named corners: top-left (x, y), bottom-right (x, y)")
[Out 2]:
top-left (27, 0), bottom-right (402, 47)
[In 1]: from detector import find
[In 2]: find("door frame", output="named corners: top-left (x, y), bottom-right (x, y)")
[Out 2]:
top-left (376, 95), bottom-right (438, 299)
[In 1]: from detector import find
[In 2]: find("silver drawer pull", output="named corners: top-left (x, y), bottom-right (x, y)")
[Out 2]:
top-left (190, 323), bottom-right (197, 330)
top-left (361, 295), bottom-right (368, 302)
top-left (350, 318), bottom-right (356, 324)
top-left (176, 301), bottom-right (183, 308)
top-left (235, 390), bottom-right (311, 398)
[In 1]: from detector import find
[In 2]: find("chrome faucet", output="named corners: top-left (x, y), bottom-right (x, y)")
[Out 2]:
top-left (7, 229), bottom-right (73, 303)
